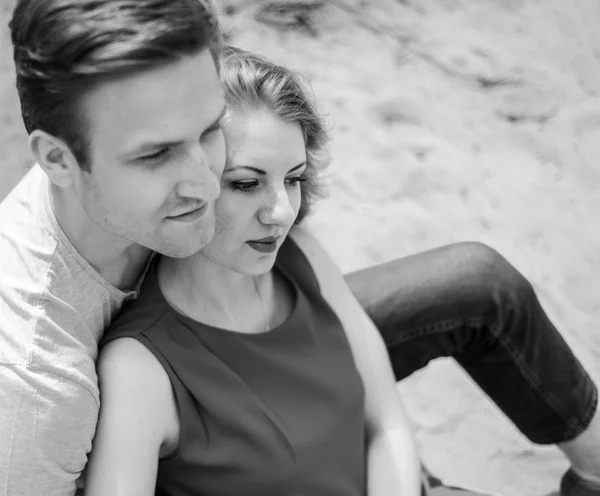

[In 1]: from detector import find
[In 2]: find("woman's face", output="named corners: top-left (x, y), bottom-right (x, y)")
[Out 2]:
top-left (198, 108), bottom-right (307, 275)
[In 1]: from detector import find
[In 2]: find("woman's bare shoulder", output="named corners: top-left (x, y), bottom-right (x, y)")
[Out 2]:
top-left (97, 337), bottom-right (177, 435)
top-left (99, 337), bottom-right (167, 385)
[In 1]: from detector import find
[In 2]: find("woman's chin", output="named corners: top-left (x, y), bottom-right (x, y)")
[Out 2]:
top-left (243, 250), bottom-right (279, 276)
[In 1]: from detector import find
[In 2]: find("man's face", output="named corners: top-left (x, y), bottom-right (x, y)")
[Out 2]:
top-left (76, 49), bottom-right (226, 258)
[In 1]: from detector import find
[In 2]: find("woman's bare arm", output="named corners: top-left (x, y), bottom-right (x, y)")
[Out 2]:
top-left (290, 227), bottom-right (422, 496)
top-left (84, 338), bottom-right (178, 496)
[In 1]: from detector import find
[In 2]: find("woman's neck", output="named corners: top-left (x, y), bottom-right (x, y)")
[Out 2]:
top-left (158, 252), bottom-right (273, 334)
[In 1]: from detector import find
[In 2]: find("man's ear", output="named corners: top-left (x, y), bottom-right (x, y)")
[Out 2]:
top-left (29, 130), bottom-right (81, 188)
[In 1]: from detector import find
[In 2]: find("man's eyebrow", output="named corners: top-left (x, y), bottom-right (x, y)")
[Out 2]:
top-left (225, 161), bottom-right (307, 174)
top-left (123, 106), bottom-right (227, 157)
top-left (128, 139), bottom-right (184, 155)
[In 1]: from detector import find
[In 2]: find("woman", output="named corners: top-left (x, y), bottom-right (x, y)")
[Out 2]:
top-left (84, 47), bottom-right (485, 496)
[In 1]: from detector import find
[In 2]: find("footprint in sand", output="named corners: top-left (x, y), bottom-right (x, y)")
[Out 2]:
top-left (493, 84), bottom-right (561, 124)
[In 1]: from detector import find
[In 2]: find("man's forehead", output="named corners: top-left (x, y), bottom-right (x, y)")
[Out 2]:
top-left (82, 51), bottom-right (224, 148)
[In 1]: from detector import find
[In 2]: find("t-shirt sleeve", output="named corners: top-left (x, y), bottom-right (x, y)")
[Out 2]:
top-left (0, 365), bottom-right (98, 496)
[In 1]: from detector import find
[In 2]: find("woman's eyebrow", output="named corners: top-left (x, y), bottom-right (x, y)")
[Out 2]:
top-left (225, 161), bottom-right (307, 174)
top-left (288, 161), bottom-right (306, 173)
top-left (225, 165), bottom-right (265, 174)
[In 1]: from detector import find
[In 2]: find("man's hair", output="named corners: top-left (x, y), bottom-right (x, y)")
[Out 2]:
top-left (219, 45), bottom-right (330, 224)
top-left (10, 0), bottom-right (223, 171)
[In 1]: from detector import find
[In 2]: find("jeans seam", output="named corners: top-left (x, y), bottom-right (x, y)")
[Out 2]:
top-left (385, 318), bottom-right (464, 348)
top-left (486, 319), bottom-right (599, 443)
top-left (485, 319), bottom-right (577, 442)
top-left (387, 316), bottom-right (597, 444)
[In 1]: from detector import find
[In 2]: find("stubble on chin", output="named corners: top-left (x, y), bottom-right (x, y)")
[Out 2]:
top-left (156, 218), bottom-right (217, 259)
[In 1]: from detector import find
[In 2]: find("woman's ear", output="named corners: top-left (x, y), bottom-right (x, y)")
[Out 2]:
top-left (29, 130), bottom-right (81, 188)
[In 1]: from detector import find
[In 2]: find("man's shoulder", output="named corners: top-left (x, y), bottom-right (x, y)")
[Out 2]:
top-left (0, 164), bottom-right (45, 221)
top-left (102, 265), bottom-right (171, 347)
top-left (0, 167), bottom-right (113, 395)
top-left (0, 280), bottom-right (103, 401)
top-left (0, 166), bottom-right (84, 341)
top-left (0, 166), bottom-right (59, 359)
top-left (0, 165), bottom-right (124, 339)
top-left (0, 165), bottom-right (56, 271)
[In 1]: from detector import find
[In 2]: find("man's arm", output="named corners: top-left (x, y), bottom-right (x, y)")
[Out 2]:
top-left (0, 365), bottom-right (98, 496)
top-left (290, 227), bottom-right (422, 496)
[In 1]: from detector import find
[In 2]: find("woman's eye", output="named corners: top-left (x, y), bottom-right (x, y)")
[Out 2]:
top-left (286, 176), bottom-right (307, 188)
top-left (231, 180), bottom-right (259, 193)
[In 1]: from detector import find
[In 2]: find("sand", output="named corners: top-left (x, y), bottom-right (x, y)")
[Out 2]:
top-left (1, 1), bottom-right (599, 495)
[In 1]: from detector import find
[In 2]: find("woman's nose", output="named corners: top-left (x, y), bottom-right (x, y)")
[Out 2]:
top-left (258, 188), bottom-right (295, 227)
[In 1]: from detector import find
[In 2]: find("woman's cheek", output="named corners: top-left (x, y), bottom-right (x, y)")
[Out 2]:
top-left (291, 189), bottom-right (302, 220)
top-left (214, 193), bottom-right (250, 236)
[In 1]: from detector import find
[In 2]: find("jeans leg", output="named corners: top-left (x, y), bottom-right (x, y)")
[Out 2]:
top-left (344, 241), bottom-right (597, 445)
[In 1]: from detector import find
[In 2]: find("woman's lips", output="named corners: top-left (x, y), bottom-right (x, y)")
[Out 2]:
top-left (246, 236), bottom-right (279, 253)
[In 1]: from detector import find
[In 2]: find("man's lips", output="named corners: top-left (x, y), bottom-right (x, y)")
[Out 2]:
top-left (167, 203), bottom-right (209, 222)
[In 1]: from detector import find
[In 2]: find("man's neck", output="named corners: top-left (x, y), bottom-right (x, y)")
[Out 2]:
top-left (49, 184), bottom-right (151, 291)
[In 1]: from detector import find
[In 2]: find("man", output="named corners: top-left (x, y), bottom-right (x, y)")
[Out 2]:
top-left (0, 1), bottom-right (599, 495)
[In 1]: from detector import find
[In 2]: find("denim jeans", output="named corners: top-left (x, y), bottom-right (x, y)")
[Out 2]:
top-left (344, 241), bottom-right (597, 445)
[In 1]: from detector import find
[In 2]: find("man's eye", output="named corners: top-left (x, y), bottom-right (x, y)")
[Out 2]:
top-left (139, 148), bottom-right (170, 163)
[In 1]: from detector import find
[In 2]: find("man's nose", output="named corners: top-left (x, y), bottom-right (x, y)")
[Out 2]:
top-left (175, 148), bottom-right (221, 202)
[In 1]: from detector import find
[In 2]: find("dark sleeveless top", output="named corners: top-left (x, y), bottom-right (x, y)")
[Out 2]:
top-left (103, 237), bottom-right (366, 496)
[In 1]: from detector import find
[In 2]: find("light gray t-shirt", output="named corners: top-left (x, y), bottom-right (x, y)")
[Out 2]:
top-left (0, 166), bottom-right (142, 495)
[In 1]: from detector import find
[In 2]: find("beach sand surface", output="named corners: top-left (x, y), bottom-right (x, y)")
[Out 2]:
top-left (2, 1), bottom-right (599, 495)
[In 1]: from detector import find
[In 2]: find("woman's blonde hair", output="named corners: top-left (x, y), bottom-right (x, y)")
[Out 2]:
top-left (219, 45), bottom-right (329, 223)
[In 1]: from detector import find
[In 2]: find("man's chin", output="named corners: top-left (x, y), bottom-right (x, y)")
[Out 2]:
top-left (153, 232), bottom-right (215, 259)
top-left (156, 242), bottom-right (209, 259)
top-left (150, 218), bottom-right (216, 258)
